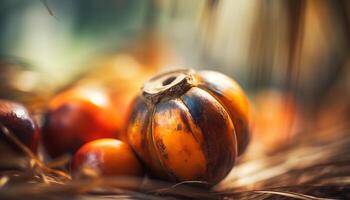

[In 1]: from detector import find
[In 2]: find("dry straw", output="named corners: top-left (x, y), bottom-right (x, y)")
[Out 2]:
top-left (0, 119), bottom-right (349, 199)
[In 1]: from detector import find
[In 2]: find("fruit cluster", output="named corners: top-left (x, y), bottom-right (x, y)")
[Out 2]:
top-left (0, 69), bottom-right (251, 185)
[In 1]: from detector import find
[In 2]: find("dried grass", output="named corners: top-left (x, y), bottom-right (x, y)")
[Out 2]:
top-left (0, 117), bottom-right (349, 200)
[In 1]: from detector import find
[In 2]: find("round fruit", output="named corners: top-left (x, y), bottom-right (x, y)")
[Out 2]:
top-left (42, 87), bottom-right (120, 158)
top-left (126, 69), bottom-right (251, 185)
top-left (0, 99), bottom-right (40, 153)
top-left (72, 139), bottom-right (144, 177)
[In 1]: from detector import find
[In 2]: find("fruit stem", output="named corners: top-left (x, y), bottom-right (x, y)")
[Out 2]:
top-left (142, 69), bottom-right (196, 104)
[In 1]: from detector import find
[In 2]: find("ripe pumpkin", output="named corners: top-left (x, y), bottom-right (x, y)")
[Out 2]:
top-left (126, 69), bottom-right (251, 184)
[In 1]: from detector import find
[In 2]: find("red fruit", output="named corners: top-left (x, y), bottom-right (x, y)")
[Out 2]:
top-left (42, 87), bottom-right (121, 158)
top-left (72, 139), bottom-right (144, 177)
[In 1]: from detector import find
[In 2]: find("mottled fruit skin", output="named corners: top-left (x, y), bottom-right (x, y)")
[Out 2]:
top-left (42, 88), bottom-right (120, 158)
top-left (0, 99), bottom-right (40, 153)
top-left (126, 69), bottom-right (251, 185)
top-left (72, 139), bottom-right (144, 177)
top-left (196, 71), bottom-right (251, 156)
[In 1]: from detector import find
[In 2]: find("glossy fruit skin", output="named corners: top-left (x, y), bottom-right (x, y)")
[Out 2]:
top-left (126, 69), bottom-right (251, 185)
top-left (42, 87), bottom-right (120, 158)
top-left (0, 99), bottom-right (40, 153)
top-left (196, 71), bottom-right (251, 156)
top-left (72, 139), bottom-right (144, 177)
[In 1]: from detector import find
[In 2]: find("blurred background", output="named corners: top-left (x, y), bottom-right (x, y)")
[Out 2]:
top-left (0, 0), bottom-right (349, 160)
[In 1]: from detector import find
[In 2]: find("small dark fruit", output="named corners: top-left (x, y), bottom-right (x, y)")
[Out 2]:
top-left (0, 99), bottom-right (40, 153)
